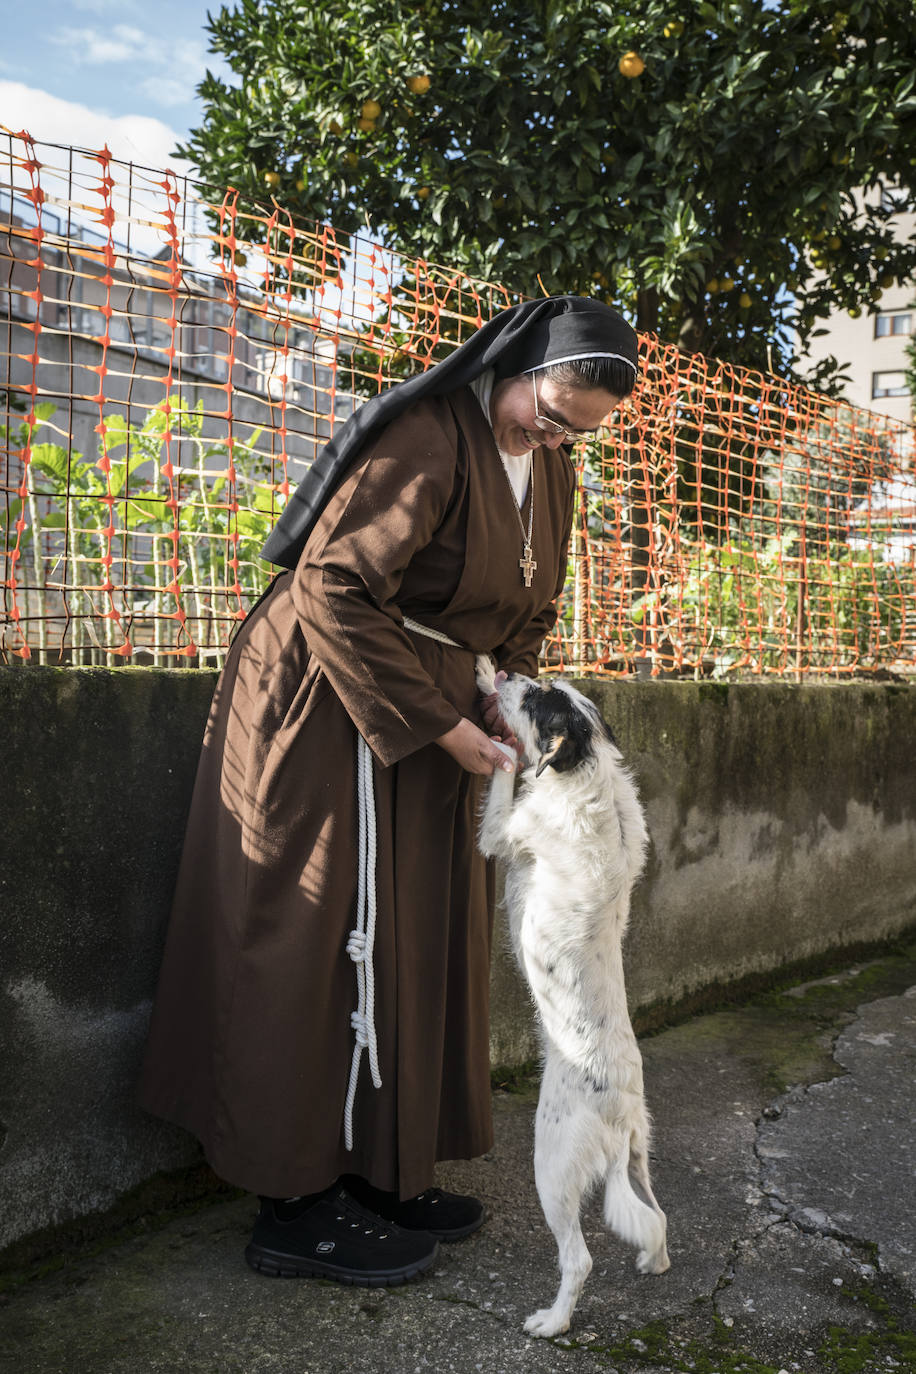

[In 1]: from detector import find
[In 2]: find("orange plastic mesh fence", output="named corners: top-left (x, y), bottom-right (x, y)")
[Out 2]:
top-left (3, 131), bottom-right (915, 677)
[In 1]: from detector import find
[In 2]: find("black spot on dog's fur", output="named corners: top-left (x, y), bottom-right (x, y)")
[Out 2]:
top-left (529, 686), bottom-right (594, 774)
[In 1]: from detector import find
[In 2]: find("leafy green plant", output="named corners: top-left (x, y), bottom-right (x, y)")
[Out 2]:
top-left (625, 531), bottom-right (915, 676)
top-left (4, 396), bottom-right (276, 665)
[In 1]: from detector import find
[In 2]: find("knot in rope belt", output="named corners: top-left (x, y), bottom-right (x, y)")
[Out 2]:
top-left (343, 615), bottom-right (465, 1151)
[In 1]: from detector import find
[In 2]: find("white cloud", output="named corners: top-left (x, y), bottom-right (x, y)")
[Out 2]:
top-left (71, 0), bottom-right (141, 12)
top-left (0, 82), bottom-right (214, 266)
top-left (140, 76), bottom-right (195, 110)
top-left (50, 24), bottom-right (213, 97)
top-left (0, 80), bottom-right (191, 174)
top-left (53, 25), bottom-right (149, 65)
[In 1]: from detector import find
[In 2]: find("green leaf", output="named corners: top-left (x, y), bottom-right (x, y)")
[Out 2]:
top-left (28, 444), bottom-right (81, 484)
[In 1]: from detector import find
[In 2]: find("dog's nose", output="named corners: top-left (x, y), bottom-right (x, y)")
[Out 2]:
top-left (503, 671), bottom-right (516, 681)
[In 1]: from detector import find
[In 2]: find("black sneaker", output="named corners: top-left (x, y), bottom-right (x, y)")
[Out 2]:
top-left (244, 1186), bottom-right (439, 1286)
top-left (340, 1176), bottom-right (485, 1241)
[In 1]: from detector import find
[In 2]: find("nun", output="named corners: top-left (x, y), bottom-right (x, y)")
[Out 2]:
top-left (139, 295), bottom-right (639, 1285)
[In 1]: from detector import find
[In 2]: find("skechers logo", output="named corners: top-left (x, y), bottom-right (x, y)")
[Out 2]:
top-left (316, 1241), bottom-right (335, 1254)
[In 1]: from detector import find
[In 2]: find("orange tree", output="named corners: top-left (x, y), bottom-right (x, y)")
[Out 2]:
top-left (185, 0), bottom-right (916, 386)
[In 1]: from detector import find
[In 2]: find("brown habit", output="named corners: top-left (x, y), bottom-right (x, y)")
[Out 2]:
top-left (139, 387), bottom-right (575, 1200)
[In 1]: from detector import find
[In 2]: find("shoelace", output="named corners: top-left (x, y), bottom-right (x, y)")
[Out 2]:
top-left (334, 1194), bottom-right (392, 1239)
top-left (334, 1213), bottom-right (391, 1238)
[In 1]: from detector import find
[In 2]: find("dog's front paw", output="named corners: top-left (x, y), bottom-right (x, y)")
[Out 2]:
top-left (524, 1306), bottom-right (571, 1339)
top-left (475, 653), bottom-right (498, 697)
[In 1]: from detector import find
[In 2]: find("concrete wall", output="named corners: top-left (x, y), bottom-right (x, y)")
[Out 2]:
top-left (2, 667), bottom-right (915, 1258)
top-left (489, 676), bottom-right (916, 1064)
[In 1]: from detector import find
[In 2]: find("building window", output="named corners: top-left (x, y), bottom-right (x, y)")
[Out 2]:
top-left (875, 312), bottom-right (912, 338)
top-left (872, 371), bottom-right (910, 399)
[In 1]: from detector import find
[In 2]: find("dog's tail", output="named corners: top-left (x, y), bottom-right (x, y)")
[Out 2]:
top-left (603, 1126), bottom-right (670, 1275)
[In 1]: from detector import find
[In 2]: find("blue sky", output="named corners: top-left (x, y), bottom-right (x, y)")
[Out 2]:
top-left (1, 0), bottom-right (229, 171)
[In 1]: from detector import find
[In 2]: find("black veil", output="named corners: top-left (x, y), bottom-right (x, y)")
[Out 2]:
top-left (261, 295), bottom-right (638, 570)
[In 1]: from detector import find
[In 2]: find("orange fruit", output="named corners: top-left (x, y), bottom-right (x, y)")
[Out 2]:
top-left (619, 51), bottom-right (645, 77)
top-left (357, 117), bottom-right (376, 132)
top-left (328, 119), bottom-right (343, 136)
top-left (263, 170), bottom-right (281, 188)
top-left (406, 74), bottom-right (431, 94)
top-left (663, 20), bottom-right (684, 37)
top-left (416, 186), bottom-right (430, 200)
top-left (361, 99), bottom-right (382, 120)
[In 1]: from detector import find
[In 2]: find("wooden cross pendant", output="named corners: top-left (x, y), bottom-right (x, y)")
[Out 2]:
top-left (519, 543), bottom-right (537, 587)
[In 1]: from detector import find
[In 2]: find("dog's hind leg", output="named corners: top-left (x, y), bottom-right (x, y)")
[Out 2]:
top-left (524, 1074), bottom-right (600, 1338)
top-left (627, 1132), bottom-right (670, 1274)
top-left (603, 1123), bottom-right (670, 1276)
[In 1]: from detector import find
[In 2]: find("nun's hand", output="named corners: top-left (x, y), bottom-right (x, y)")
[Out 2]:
top-left (479, 673), bottom-right (522, 757)
top-left (436, 718), bottom-right (517, 776)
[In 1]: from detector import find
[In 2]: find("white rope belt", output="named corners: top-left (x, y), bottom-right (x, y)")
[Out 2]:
top-left (402, 615), bottom-right (463, 648)
top-left (343, 614), bottom-right (464, 1151)
top-left (343, 732), bottom-right (382, 1151)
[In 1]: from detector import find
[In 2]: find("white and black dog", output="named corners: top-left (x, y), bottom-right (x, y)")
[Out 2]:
top-left (476, 660), bottom-right (670, 1338)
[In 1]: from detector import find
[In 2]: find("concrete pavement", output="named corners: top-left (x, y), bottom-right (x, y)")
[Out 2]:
top-left (2, 943), bottom-right (914, 1374)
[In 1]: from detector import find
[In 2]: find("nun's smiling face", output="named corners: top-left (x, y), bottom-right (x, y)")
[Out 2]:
top-left (489, 374), bottom-right (619, 456)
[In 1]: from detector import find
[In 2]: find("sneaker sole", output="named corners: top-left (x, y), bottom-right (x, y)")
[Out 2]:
top-left (244, 1241), bottom-right (439, 1287)
top-left (428, 1213), bottom-right (485, 1242)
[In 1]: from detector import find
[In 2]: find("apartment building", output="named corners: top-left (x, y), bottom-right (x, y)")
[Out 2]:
top-left (1, 188), bottom-right (354, 476)
top-left (803, 197), bottom-right (915, 425)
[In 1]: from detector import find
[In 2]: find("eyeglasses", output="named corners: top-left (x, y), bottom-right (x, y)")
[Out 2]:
top-left (530, 374), bottom-right (600, 443)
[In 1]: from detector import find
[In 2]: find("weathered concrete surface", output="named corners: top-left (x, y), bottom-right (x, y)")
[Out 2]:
top-left (580, 679), bottom-right (916, 1015)
top-left (2, 667), bottom-right (915, 1256)
top-left (0, 667), bottom-right (218, 1252)
top-left (1, 952), bottom-right (914, 1374)
top-left (757, 988), bottom-right (916, 1297)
